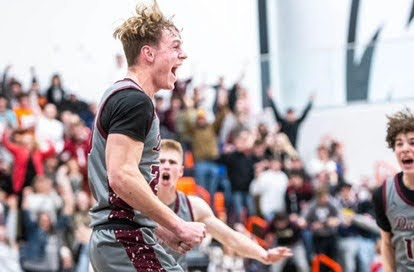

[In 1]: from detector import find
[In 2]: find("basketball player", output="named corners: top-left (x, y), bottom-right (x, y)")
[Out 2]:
top-left (158, 139), bottom-right (293, 271)
top-left (88, 2), bottom-right (206, 271)
top-left (373, 109), bottom-right (414, 272)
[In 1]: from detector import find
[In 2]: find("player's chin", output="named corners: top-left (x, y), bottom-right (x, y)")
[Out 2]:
top-left (402, 167), bottom-right (414, 174)
top-left (163, 81), bottom-right (175, 91)
top-left (159, 180), bottom-right (171, 187)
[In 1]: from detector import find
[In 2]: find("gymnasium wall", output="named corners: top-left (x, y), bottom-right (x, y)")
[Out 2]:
top-left (266, 0), bottom-right (414, 110)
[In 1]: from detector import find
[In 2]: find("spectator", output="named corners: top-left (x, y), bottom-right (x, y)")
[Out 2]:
top-left (63, 190), bottom-right (92, 272)
top-left (61, 93), bottom-right (90, 117)
top-left (36, 103), bottom-right (65, 153)
top-left (172, 77), bottom-right (192, 104)
top-left (20, 186), bottom-right (73, 272)
top-left (313, 170), bottom-right (339, 196)
top-left (0, 95), bottom-right (18, 134)
top-left (251, 139), bottom-right (269, 164)
top-left (305, 189), bottom-right (340, 264)
top-left (0, 65), bottom-right (12, 100)
top-left (356, 185), bottom-right (379, 272)
top-left (14, 93), bottom-right (37, 130)
top-left (0, 95), bottom-right (18, 185)
top-left (328, 139), bottom-right (347, 177)
top-left (28, 67), bottom-right (47, 109)
top-left (162, 96), bottom-right (183, 139)
top-left (44, 157), bottom-right (60, 181)
top-left (46, 74), bottom-right (66, 108)
top-left (335, 183), bottom-right (360, 272)
top-left (266, 132), bottom-right (298, 165)
top-left (217, 128), bottom-right (256, 223)
top-left (285, 172), bottom-right (314, 215)
top-left (308, 144), bottom-right (337, 178)
top-left (267, 89), bottom-right (314, 148)
top-left (184, 100), bottom-right (228, 200)
top-left (256, 122), bottom-right (269, 142)
top-left (212, 76), bottom-right (227, 115)
top-left (2, 130), bottom-right (55, 195)
top-left (61, 121), bottom-right (90, 180)
top-left (266, 213), bottom-right (309, 272)
top-left (0, 154), bottom-right (13, 194)
top-left (79, 103), bottom-right (96, 130)
top-left (56, 159), bottom-right (84, 194)
top-left (0, 196), bottom-right (21, 271)
top-left (60, 111), bottom-right (81, 139)
top-left (250, 157), bottom-right (289, 220)
top-left (285, 156), bottom-right (312, 183)
top-left (25, 177), bottom-right (63, 223)
top-left (154, 96), bottom-right (166, 126)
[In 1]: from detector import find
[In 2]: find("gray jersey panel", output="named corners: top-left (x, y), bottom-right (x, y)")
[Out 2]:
top-left (88, 80), bottom-right (161, 228)
top-left (90, 228), bottom-right (183, 272)
top-left (385, 174), bottom-right (414, 271)
top-left (164, 192), bottom-right (194, 270)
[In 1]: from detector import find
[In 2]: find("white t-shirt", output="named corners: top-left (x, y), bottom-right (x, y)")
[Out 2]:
top-left (249, 170), bottom-right (289, 218)
top-left (36, 117), bottom-right (64, 153)
top-left (308, 158), bottom-right (337, 176)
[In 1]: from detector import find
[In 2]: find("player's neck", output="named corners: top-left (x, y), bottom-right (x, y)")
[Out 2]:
top-left (158, 187), bottom-right (177, 206)
top-left (403, 172), bottom-right (414, 190)
top-left (126, 67), bottom-right (156, 99)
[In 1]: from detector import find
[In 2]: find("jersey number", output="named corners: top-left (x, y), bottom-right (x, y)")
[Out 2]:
top-left (150, 165), bottom-right (160, 194)
top-left (404, 238), bottom-right (414, 261)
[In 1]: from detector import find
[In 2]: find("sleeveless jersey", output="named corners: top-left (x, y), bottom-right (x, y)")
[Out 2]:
top-left (164, 192), bottom-right (195, 270)
top-left (384, 173), bottom-right (414, 271)
top-left (88, 79), bottom-right (161, 228)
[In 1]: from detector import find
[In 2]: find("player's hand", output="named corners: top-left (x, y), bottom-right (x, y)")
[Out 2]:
top-left (262, 247), bottom-right (293, 264)
top-left (176, 241), bottom-right (192, 254)
top-left (176, 221), bottom-right (206, 249)
top-left (156, 225), bottom-right (192, 254)
top-left (164, 236), bottom-right (192, 254)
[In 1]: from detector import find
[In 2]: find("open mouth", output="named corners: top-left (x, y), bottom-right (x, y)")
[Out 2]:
top-left (402, 158), bottom-right (414, 166)
top-left (161, 172), bottom-right (170, 182)
top-left (171, 67), bottom-right (177, 77)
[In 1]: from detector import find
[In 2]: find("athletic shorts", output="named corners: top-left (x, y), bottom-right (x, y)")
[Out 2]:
top-left (90, 226), bottom-right (184, 272)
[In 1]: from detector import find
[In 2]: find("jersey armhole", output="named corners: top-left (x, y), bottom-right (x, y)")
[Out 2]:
top-left (184, 195), bottom-right (195, 222)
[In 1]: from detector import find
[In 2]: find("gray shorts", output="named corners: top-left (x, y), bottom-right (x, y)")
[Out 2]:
top-left (90, 227), bottom-right (184, 272)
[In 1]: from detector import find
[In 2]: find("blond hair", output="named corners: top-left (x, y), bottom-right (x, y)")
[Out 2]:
top-left (113, 1), bottom-right (177, 66)
top-left (160, 139), bottom-right (184, 163)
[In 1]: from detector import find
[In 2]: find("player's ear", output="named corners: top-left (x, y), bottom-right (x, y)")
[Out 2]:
top-left (179, 165), bottom-right (184, 178)
top-left (141, 45), bottom-right (155, 63)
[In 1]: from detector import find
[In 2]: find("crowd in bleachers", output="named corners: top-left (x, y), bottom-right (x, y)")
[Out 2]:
top-left (0, 64), bottom-right (392, 271)
top-left (0, 66), bottom-right (94, 271)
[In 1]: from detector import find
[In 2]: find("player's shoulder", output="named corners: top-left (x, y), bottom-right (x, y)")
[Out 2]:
top-left (105, 89), bottom-right (154, 118)
top-left (109, 88), bottom-right (152, 105)
top-left (187, 195), bottom-right (214, 216)
top-left (187, 195), bottom-right (207, 206)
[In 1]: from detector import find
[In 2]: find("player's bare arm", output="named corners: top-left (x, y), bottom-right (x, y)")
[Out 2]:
top-left (106, 133), bottom-right (205, 248)
top-left (380, 230), bottom-right (396, 272)
top-left (188, 195), bottom-right (292, 264)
